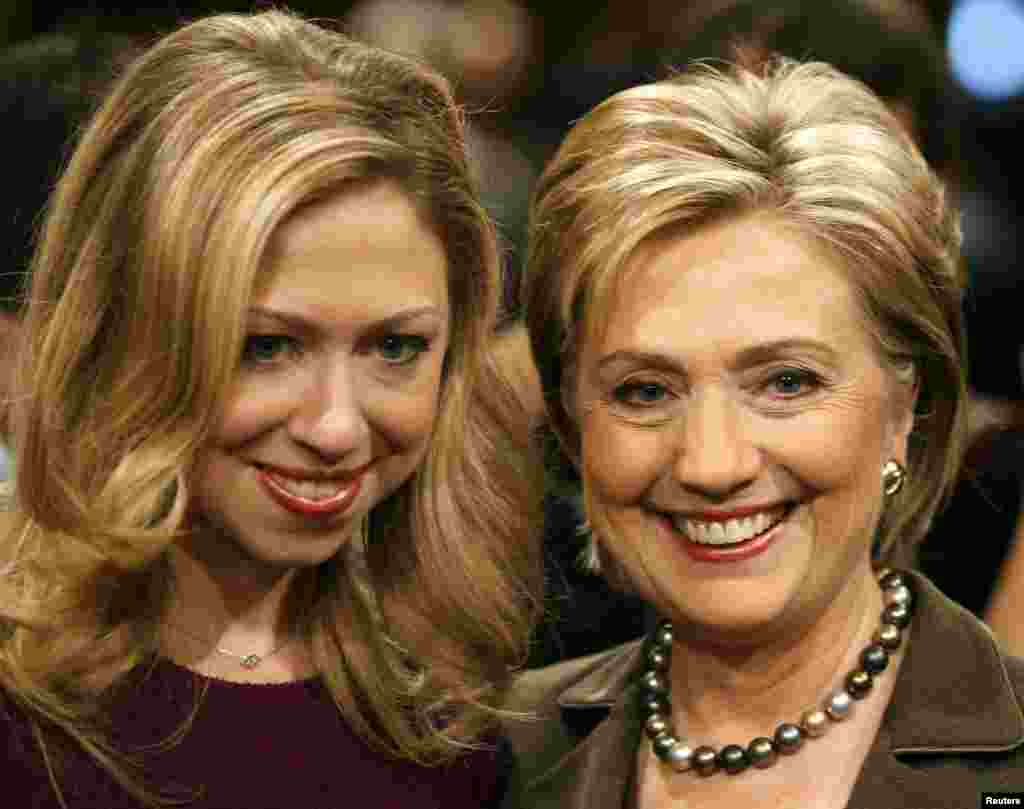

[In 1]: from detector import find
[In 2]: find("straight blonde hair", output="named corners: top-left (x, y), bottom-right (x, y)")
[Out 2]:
top-left (525, 60), bottom-right (966, 569)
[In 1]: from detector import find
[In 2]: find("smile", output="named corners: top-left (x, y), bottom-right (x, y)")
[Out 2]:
top-left (257, 463), bottom-right (370, 517)
top-left (672, 505), bottom-right (790, 547)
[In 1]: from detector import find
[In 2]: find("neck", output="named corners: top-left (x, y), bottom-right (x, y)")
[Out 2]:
top-left (160, 525), bottom-right (315, 681)
top-left (667, 565), bottom-right (883, 743)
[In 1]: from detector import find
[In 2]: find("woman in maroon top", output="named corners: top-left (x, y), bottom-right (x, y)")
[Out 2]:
top-left (0, 10), bottom-right (541, 807)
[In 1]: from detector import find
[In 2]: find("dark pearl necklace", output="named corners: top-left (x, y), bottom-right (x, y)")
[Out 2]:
top-left (637, 570), bottom-right (913, 776)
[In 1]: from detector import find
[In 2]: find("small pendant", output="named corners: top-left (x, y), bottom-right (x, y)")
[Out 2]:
top-left (239, 653), bottom-right (262, 669)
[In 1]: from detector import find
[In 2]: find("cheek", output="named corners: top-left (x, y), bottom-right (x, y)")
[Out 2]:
top-left (785, 405), bottom-right (890, 546)
top-left (209, 378), bottom-right (291, 448)
top-left (807, 402), bottom-right (889, 491)
top-left (377, 394), bottom-right (440, 451)
top-left (580, 416), bottom-right (669, 504)
top-left (374, 365), bottom-right (446, 451)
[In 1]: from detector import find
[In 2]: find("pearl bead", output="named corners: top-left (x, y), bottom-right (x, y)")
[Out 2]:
top-left (645, 714), bottom-right (669, 739)
top-left (878, 570), bottom-right (905, 590)
top-left (717, 744), bottom-right (749, 775)
top-left (800, 709), bottom-right (829, 737)
top-left (883, 584), bottom-right (912, 608)
top-left (774, 723), bottom-right (804, 754)
top-left (882, 602), bottom-right (911, 629)
top-left (664, 743), bottom-right (693, 772)
top-left (646, 647), bottom-right (670, 672)
top-left (640, 671), bottom-right (669, 697)
top-left (652, 623), bottom-right (673, 648)
top-left (639, 695), bottom-right (669, 717)
top-left (873, 624), bottom-right (902, 651)
top-left (692, 746), bottom-right (719, 776)
top-left (846, 670), bottom-right (873, 699)
top-left (826, 689), bottom-right (853, 720)
top-left (747, 737), bottom-right (777, 769)
top-left (652, 733), bottom-right (679, 760)
top-left (861, 643), bottom-right (889, 674)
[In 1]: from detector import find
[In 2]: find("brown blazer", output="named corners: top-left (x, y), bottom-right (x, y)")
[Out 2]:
top-left (503, 572), bottom-right (1024, 808)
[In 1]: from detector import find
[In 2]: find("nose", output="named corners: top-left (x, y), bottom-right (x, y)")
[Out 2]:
top-left (287, 357), bottom-right (370, 462)
top-left (672, 386), bottom-right (761, 499)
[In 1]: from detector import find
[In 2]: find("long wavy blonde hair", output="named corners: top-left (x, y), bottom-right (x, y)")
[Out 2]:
top-left (0, 9), bottom-right (543, 805)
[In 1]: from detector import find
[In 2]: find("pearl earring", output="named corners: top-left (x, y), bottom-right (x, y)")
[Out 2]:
top-left (882, 460), bottom-right (906, 497)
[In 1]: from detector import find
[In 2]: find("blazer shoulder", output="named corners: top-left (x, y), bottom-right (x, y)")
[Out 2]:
top-left (501, 640), bottom-right (641, 799)
top-left (505, 640), bottom-right (642, 716)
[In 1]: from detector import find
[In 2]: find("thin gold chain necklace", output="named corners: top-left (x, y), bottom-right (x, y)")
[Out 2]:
top-left (167, 624), bottom-right (297, 670)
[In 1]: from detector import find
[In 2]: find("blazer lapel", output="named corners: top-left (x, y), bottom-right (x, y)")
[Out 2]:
top-left (522, 641), bottom-right (645, 809)
top-left (847, 571), bottom-right (1024, 809)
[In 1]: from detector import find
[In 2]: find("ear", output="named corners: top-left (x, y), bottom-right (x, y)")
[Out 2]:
top-left (887, 365), bottom-right (920, 466)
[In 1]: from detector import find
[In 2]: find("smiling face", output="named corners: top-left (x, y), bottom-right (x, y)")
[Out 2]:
top-left (187, 179), bottom-right (449, 571)
top-left (574, 212), bottom-right (916, 642)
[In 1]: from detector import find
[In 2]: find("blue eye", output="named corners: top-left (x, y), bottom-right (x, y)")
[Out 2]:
top-left (767, 368), bottom-right (820, 398)
top-left (242, 334), bottom-right (298, 365)
top-left (612, 380), bottom-right (669, 407)
top-left (376, 334), bottom-right (430, 365)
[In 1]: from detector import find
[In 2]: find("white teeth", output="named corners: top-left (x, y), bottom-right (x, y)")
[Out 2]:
top-left (673, 508), bottom-right (785, 546)
top-left (266, 472), bottom-right (348, 502)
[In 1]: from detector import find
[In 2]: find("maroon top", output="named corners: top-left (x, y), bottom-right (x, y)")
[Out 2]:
top-left (3, 659), bottom-right (507, 808)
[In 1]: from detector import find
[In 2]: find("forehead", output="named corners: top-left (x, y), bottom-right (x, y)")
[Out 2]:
top-left (592, 212), bottom-right (872, 361)
top-left (254, 179), bottom-right (449, 319)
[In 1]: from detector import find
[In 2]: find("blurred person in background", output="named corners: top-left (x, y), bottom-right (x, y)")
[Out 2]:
top-left (344, 0), bottom-right (540, 316)
top-left (0, 27), bottom-right (144, 480)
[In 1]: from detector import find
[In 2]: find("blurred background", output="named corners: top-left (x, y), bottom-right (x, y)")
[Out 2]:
top-left (3, 0), bottom-right (1023, 654)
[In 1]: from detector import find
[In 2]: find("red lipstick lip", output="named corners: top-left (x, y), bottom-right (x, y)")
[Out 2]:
top-left (257, 464), bottom-right (370, 517)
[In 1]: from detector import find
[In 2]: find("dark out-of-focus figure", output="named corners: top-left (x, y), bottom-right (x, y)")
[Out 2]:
top-left (658, 0), bottom-right (961, 181)
top-left (344, 0), bottom-right (541, 318)
top-left (0, 27), bottom-right (144, 480)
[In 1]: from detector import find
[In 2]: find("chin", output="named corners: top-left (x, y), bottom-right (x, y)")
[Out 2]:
top-left (624, 541), bottom-right (815, 643)
top-left (248, 530), bottom-right (358, 570)
top-left (689, 608), bottom-right (800, 649)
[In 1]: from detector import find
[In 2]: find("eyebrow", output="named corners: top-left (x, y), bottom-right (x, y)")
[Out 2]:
top-left (246, 304), bottom-right (444, 332)
top-left (597, 339), bottom-right (842, 373)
